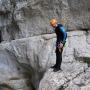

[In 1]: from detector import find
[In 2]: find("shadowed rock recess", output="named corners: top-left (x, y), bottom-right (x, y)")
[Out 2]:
top-left (0, 0), bottom-right (90, 90)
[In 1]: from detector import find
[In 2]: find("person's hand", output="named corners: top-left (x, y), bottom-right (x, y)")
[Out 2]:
top-left (57, 43), bottom-right (64, 53)
top-left (58, 43), bottom-right (63, 49)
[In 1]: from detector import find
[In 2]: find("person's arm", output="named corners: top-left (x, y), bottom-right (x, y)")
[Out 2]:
top-left (59, 26), bottom-right (67, 44)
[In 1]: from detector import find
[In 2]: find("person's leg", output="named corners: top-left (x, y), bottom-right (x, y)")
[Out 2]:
top-left (53, 48), bottom-right (62, 71)
top-left (51, 48), bottom-right (60, 69)
top-left (51, 44), bottom-right (64, 70)
top-left (56, 48), bottom-right (62, 69)
top-left (56, 42), bottom-right (64, 68)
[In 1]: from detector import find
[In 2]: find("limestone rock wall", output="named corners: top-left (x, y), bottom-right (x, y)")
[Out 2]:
top-left (0, 0), bottom-right (90, 41)
top-left (0, 31), bottom-right (90, 90)
top-left (39, 31), bottom-right (90, 90)
top-left (0, 0), bottom-right (90, 90)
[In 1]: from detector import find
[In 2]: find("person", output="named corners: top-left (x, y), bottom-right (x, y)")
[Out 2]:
top-left (50, 18), bottom-right (67, 72)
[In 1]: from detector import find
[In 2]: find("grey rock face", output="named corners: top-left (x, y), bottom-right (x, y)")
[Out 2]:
top-left (39, 66), bottom-right (88, 90)
top-left (0, 0), bottom-right (90, 41)
top-left (0, 46), bottom-right (34, 90)
top-left (0, 34), bottom-right (56, 89)
top-left (0, 0), bottom-right (90, 90)
top-left (0, 31), bottom-right (90, 90)
top-left (39, 31), bottom-right (90, 90)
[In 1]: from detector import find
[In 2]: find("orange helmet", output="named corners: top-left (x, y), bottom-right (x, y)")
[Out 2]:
top-left (50, 18), bottom-right (57, 27)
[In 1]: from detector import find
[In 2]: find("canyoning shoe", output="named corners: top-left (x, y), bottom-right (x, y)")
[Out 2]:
top-left (53, 67), bottom-right (62, 72)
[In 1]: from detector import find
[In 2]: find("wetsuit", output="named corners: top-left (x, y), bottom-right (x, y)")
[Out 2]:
top-left (55, 24), bottom-right (67, 69)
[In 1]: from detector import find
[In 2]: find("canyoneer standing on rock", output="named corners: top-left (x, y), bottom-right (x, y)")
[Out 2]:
top-left (50, 18), bottom-right (67, 72)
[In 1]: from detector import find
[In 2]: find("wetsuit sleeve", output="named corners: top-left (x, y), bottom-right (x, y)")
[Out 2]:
top-left (59, 26), bottom-right (67, 44)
